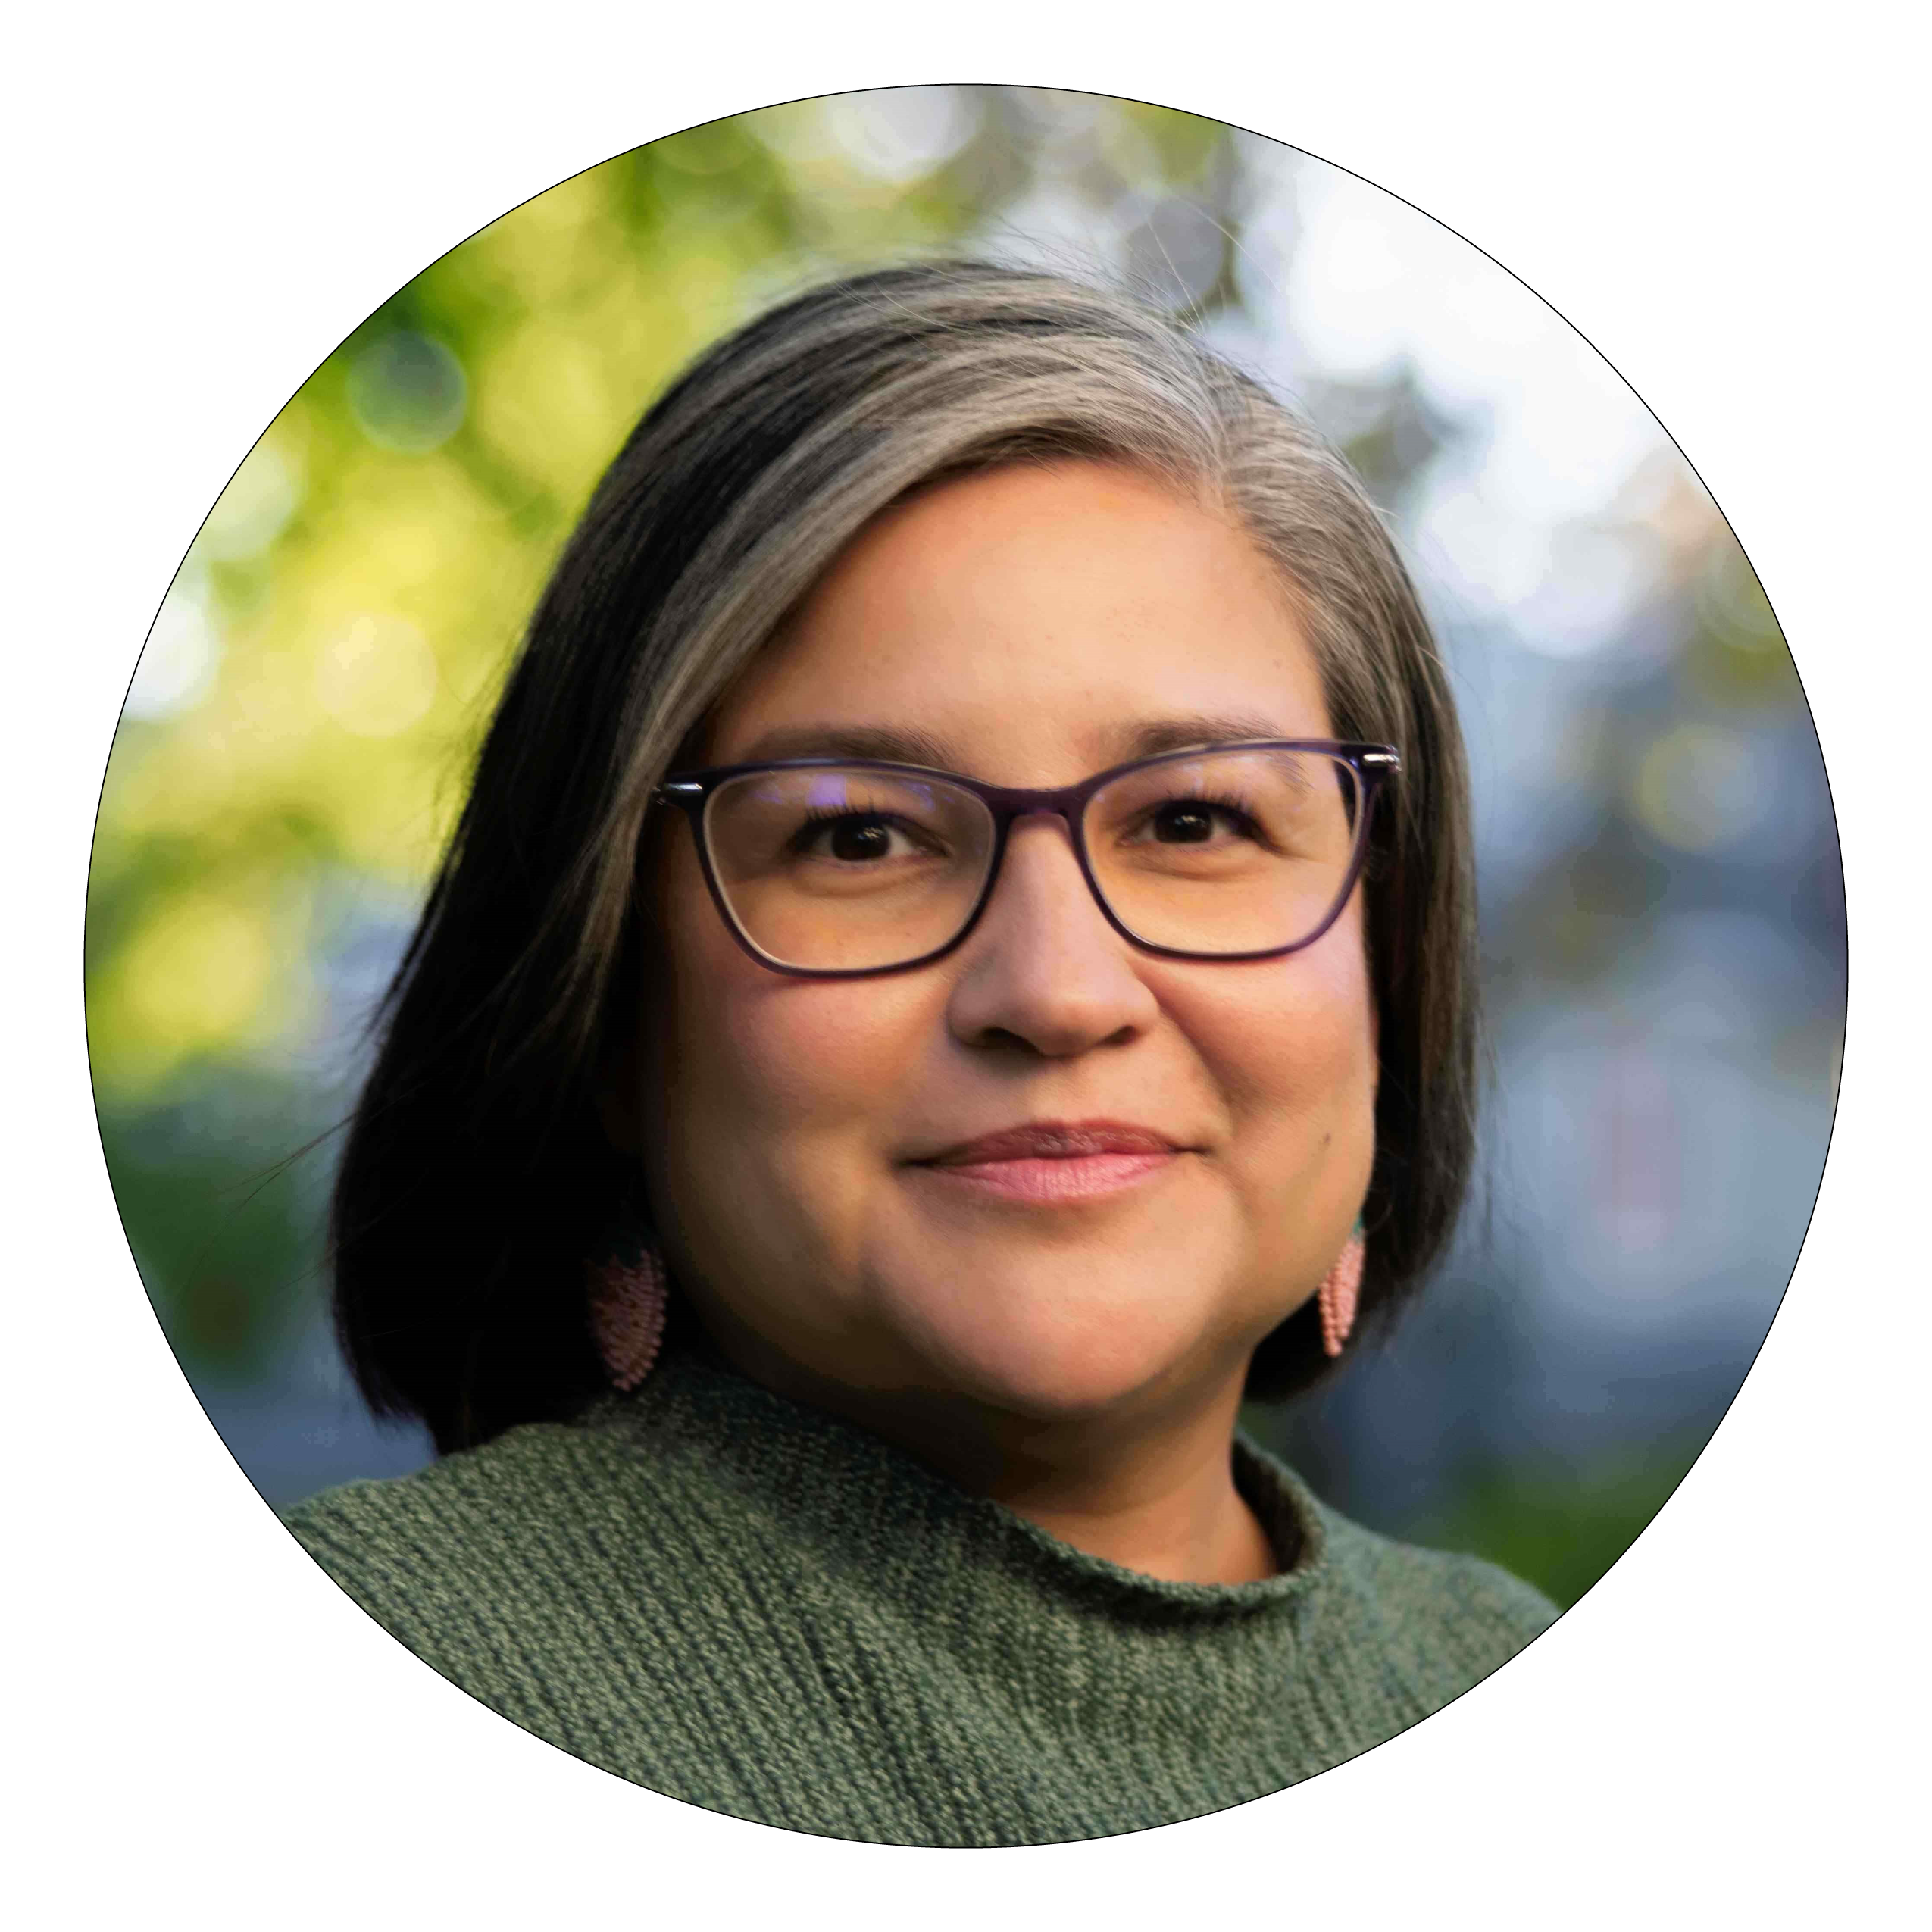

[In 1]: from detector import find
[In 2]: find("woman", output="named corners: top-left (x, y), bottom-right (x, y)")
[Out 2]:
top-left (284, 261), bottom-right (1556, 1846)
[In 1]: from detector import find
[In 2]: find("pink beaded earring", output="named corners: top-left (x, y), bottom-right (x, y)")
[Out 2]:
top-left (1318, 1224), bottom-right (1365, 1359)
top-left (588, 1239), bottom-right (669, 1392)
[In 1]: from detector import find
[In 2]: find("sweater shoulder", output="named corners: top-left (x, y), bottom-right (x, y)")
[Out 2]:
top-left (277, 1408), bottom-right (827, 1796)
top-left (280, 1414), bottom-right (614, 1541)
top-left (277, 1412), bottom-right (651, 1643)
top-left (1306, 1502), bottom-right (1559, 1689)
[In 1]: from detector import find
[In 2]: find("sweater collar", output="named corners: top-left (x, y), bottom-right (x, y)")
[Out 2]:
top-left (581, 1338), bottom-right (1331, 1627)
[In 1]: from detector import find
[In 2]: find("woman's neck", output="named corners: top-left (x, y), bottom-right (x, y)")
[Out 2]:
top-left (971, 1381), bottom-right (1280, 1584)
top-left (692, 1318), bottom-right (1280, 1586)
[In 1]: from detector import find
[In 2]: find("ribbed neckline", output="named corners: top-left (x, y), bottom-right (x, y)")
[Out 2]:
top-left (580, 1338), bottom-right (1333, 1628)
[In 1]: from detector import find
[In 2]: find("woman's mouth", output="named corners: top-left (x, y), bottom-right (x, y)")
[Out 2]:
top-left (909, 1120), bottom-right (1186, 1205)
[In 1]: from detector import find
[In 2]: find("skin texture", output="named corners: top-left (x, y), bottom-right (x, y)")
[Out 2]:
top-left (627, 460), bottom-right (1377, 1585)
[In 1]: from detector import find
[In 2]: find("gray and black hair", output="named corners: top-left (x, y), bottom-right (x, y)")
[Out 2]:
top-left (331, 260), bottom-right (1477, 1453)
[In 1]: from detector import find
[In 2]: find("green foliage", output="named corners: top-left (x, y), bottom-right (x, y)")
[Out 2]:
top-left (87, 89), bottom-right (1246, 1113)
top-left (99, 1080), bottom-right (327, 1382)
top-left (1415, 1435), bottom-right (1712, 1611)
top-left (84, 86), bottom-right (1266, 1411)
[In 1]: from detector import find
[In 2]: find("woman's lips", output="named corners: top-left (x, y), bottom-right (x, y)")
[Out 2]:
top-left (911, 1121), bottom-right (1186, 1204)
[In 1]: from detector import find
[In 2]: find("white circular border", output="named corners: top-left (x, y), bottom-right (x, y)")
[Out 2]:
top-left (12, 8), bottom-right (1915, 1923)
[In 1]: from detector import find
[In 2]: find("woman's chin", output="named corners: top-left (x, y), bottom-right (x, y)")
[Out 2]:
top-left (886, 1268), bottom-right (1249, 1424)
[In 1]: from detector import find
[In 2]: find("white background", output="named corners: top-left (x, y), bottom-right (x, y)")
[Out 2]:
top-left (8, 5), bottom-right (1920, 1924)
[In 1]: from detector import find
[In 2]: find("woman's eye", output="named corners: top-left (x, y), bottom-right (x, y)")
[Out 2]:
top-left (800, 815), bottom-right (905, 861)
top-left (1146, 800), bottom-right (1249, 844)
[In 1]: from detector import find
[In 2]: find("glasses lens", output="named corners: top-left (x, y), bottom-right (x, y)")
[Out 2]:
top-left (1085, 748), bottom-right (1363, 955)
top-left (703, 766), bottom-right (996, 971)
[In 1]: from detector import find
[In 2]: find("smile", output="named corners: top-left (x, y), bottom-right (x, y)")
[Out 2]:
top-left (909, 1120), bottom-right (1188, 1205)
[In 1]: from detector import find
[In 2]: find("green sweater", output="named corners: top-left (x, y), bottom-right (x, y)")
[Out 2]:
top-left (282, 1343), bottom-right (1555, 1846)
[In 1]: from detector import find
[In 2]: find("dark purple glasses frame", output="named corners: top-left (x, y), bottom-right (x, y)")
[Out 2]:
top-left (652, 739), bottom-right (1401, 980)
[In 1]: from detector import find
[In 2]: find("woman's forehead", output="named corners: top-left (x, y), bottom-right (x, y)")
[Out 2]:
top-left (705, 460), bottom-right (1332, 775)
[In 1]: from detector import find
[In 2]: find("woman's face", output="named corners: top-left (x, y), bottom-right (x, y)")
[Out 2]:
top-left (637, 460), bottom-right (1377, 1429)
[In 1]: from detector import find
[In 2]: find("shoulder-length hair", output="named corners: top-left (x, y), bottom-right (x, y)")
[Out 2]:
top-left (331, 260), bottom-right (1477, 1454)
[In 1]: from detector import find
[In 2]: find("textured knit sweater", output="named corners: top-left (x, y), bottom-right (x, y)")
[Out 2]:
top-left (282, 1342), bottom-right (1556, 1846)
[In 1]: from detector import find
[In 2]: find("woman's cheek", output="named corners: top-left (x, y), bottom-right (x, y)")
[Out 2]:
top-left (688, 975), bottom-right (933, 1171)
top-left (1165, 928), bottom-right (1377, 1274)
top-left (1170, 926), bottom-right (1374, 1116)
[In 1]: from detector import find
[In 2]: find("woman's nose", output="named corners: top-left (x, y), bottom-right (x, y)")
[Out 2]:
top-left (944, 814), bottom-right (1160, 1058)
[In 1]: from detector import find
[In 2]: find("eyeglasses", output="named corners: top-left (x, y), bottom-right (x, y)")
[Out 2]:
top-left (652, 739), bottom-right (1399, 979)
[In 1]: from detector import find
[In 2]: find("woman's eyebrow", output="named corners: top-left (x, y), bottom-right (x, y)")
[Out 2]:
top-left (730, 723), bottom-right (964, 767)
top-left (1104, 714), bottom-right (1295, 763)
top-left (730, 713), bottom-right (1293, 772)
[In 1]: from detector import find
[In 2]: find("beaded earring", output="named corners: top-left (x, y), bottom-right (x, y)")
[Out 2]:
top-left (588, 1233), bottom-right (670, 1392)
top-left (1318, 1224), bottom-right (1366, 1359)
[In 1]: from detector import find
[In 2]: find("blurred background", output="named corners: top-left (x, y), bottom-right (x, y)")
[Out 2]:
top-left (85, 87), bottom-right (1843, 1612)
